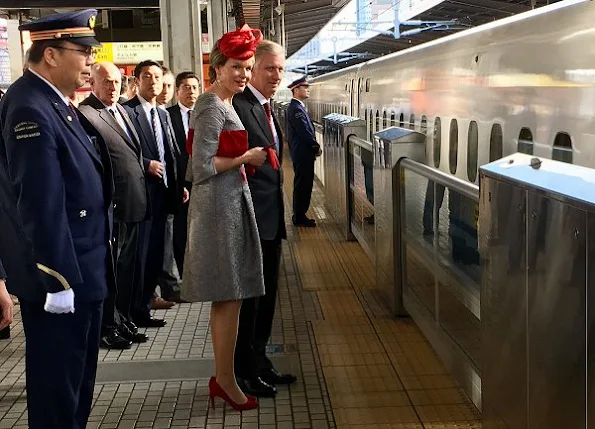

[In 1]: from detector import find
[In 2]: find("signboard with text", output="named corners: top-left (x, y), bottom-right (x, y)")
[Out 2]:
top-left (94, 41), bottom-right (163, 65)
top-left (0, 18), bottom-right (10, 86)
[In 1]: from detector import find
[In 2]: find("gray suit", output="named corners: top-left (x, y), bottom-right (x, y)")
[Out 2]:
top-left (79, 93), bottom-right (148, 325)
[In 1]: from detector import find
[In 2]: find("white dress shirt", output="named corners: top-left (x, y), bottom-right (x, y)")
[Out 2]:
top-left (178, 102), bottom-right (192, 138)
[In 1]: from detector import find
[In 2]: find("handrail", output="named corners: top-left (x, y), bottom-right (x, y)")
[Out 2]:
top-left (348, 135), bottom-right (373, 153)
top-left (399, 158), bottom-right (479, 202)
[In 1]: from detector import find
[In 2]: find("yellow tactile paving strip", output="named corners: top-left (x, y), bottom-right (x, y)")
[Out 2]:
top-left (283, 157), bottom-right (481, 429)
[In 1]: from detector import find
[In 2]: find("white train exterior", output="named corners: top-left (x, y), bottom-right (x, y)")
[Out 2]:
top-left (306, 0), bottom-right (595, 182)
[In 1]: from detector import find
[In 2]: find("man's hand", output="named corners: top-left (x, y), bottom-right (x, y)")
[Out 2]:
top-left (182, 187), bottom-right (189, 204)
top-left (0, 280), bottom-right (13, 330)
top-left (148, 160), bottom-right (165, 178)
top-left (44, 289), bottom-right (75, 314)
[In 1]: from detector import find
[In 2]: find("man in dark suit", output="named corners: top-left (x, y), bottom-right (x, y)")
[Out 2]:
top-left (79, 61), bottom-right (150, 347)
top-left (0, 10), bottom-right (114, 429)
top-left (167, 71), bottom-right (199, 279)
top-left (286, 76), bottom-right (320, 227)
top-left (123, 60), bottom-right (187, 328)
top-left (233, 40), bottom-right (296, 398)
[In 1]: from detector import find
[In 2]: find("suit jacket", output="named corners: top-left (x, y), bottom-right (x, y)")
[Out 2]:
top-left (79, 93), bottom-right (148, 223)
top-left (0, 70), bottom-right (114, 302)
top-left (123, 96), bottom-right (182, 214)
top-left (0, 258), bottom-right (4, 279)
top-left (167, 103), bottom-right (191, 188)
top-left (232, 87), bottom-right (287, 241)
top-left (287, 98), bottom-right (320, 164)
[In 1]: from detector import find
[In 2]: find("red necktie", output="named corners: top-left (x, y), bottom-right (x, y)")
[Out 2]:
top-left (246, 102), bottom-right (279, 176)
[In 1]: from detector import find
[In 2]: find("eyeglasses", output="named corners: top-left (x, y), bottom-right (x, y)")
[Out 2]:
top-left (52, 46), bottom-right (96, 59)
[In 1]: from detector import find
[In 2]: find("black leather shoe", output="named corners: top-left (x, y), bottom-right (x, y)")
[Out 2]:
top-left (292, 216), bottom-right (316, 227)
top-left (134, 317), bottom-right (167, 328)
top-left (260, 368), bottom-right (297, 385)
top-left (100, 331), bottom-right (132, 350)
top-left (118, 323), bottom-right (148, 343)
top-left (237, 376), bottom-right (277, 398)
top-left (0, 326), bottom-right (10, 340)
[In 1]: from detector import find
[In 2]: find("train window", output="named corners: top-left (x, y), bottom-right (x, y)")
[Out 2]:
top-left (366, 78), bottom-right (371, 92)
top-left (467, 121), bottom-right (479, 182)
top-left (409, 114), bottom-right (415, 130)
top-left (552, 132), bottom-right (573, 163)
top-left (421, 115), bottom-right (428, 135)
top-left (489, 124), bottom-right (503, 162)
top-left (390, 112), bottom-right (396, 127)
top-left (364, 109), bottom-right (368, 139)
top-left (433, 117), bottom-right (441, 168)
top-left (382, 111), bottom-right (388, 129)
top-left (449, 119), bottom-right (458, 174)
top-left (399, 113), bottom-right (405, 127)
top-left (518, 128), bottom-right (534, 155)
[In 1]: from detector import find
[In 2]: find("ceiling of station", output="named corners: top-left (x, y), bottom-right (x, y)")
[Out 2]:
top-left (233, 0), bottom-right (562, 71)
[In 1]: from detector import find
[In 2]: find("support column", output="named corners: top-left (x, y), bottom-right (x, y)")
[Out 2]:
top-left (159, 0), bottom-right (205, 90)
top-left (207, 0), bottom-right (227, 49)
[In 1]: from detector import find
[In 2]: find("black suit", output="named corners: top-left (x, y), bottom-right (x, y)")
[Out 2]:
top-left (166, 103), bottom-right (191, 276)
top-left (233, 86), bottom-right (287, 379)
top-left (79, 94), bottom-right (149, 328)
top-left (123, 96), bottom-right (181, 321)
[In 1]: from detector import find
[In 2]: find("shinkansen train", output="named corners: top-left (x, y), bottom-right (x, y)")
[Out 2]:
top-left (306, 0), bottom-right (595, 184)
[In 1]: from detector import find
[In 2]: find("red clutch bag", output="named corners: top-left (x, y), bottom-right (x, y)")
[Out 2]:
top-left (217, 130), bottom-right (249, 158)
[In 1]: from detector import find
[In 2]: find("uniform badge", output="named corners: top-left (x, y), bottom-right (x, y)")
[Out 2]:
top-left (13, 121), bottom-right (41, 140)
top-left (88, 15), bottom-right (96, 29)
top-left (79, 210), bottom-right (87, 218)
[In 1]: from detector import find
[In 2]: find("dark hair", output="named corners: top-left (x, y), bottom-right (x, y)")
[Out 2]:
top-left (28, 40), bottom-right (60, 64)
top-left (120, 75), bottom-right (129, 95)
top-left (175, 71), bottom-right (199, 89)
top-left (134, 60), bottom-right (162, 79)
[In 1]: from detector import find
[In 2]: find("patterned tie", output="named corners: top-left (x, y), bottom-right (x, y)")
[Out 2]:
top-left (68, 102), bottom-right (79, 121)
top-left (150, 107), bottom-right (168, 187)
top-left (263, 102), bottom-right (277, 150)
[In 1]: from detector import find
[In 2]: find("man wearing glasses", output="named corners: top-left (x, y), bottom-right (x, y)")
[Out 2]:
top-left (0, 10), bottom-right (114, 429)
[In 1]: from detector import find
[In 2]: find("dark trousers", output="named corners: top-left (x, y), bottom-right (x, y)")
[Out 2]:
top-left (422, 181), bottom-right (445, 233)
top-left (114, 221), bottom-right (143, 321)
top-left (235, 237), bottom-right (282, 378)
top-left (134, 187), bottom-right (166, 320)
top-left (20, 300), bottom-right (102, 429)
top-left (101, 242), bottom-right (119, 333)
top-left (292, 158), bottom-right (315, 220)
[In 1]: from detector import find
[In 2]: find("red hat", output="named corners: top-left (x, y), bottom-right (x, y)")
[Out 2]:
top-left (217, 24), bottom-right (263, 61)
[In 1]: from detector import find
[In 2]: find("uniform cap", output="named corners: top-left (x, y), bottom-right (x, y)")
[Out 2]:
top-left (217, 24), bottom-right (263, 61)
top-left (19, 9), bottom-right (100, 47)
top-left (288, 76), bottom-right (310, 90)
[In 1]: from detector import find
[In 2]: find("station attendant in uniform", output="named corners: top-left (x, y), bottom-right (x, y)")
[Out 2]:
top-left (0, 10), bottom-right (115, 429)
top-left (286, 76), bottom-right (320, 227)
top-left (183, 24), bottom-right (267, 411)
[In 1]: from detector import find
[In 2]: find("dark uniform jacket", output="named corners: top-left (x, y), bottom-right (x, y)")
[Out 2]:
top-left (287, 98), bottom-right (319, 163)
top-left (167, 103), bottom-right (191, 188)
top-left (0, 70), bottom-right (114, 303)
top-left (123, 96), bottom-right (182, 214)
top-left (0, 258), bottom-right (5, 279)
top-left (79, 93), bottom-right (148, 223)
top-left (233, 86), bottom-right (287, 241)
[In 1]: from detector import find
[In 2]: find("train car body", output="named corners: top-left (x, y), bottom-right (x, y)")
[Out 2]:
top-left (307, 0), bottom-right (595, 183)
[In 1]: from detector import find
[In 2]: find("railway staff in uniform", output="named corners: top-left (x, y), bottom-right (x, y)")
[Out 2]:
top-left (0, 9), bottom-right (114, 429)
top-left (286, 76), bottom-right (320, 227)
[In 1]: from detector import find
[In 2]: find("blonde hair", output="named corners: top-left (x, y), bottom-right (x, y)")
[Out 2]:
top-left (208, 42), bottom-right (228, 84)
top-left (255, 40), bottom-right (284, 63)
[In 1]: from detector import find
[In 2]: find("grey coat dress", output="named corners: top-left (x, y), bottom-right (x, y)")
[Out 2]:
top-left (182, 92), bottom-right (265, 302)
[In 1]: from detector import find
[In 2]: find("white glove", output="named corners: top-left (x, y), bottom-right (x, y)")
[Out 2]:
top-left (44, 289), bottom-right (75, 314)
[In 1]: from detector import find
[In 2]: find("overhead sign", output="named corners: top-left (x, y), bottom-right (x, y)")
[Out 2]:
top-left (94, 41), bottom-right (163, 64)
top-left (0, 19), bottom-right (10, 87)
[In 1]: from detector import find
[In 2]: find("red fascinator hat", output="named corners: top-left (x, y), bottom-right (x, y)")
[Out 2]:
top-left (217, 24), bottom-right (263, 60)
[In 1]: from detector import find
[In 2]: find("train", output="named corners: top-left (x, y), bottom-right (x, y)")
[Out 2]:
top-left (305, 0), bottom-right (595, 183)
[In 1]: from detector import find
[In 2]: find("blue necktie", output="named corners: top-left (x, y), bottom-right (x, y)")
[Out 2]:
top-left (150, 108), bottom-right (168, 187)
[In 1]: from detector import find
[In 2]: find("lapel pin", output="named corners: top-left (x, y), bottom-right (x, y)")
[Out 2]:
top-left (79, 210), bottom-right (87, 218)
top-left (67, 116), bottom-right (73, 122)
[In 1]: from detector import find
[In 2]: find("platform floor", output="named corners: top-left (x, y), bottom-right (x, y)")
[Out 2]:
top-left (0, 157), bottom-right (481, 428)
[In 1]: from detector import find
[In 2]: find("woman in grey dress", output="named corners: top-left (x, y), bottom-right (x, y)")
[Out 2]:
top-left (182, 25), bottom-right (266, 411)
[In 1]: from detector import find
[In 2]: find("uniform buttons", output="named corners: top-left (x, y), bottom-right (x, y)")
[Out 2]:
top-left (79, 210), bottom-right (87, 218)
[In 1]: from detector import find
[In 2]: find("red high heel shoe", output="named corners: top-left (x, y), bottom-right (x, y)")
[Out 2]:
top-left (208, 376), bottom-right (258, 411)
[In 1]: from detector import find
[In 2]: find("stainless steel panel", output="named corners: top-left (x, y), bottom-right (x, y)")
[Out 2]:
top-left (527, 195), bottom-right (586, 429)
top-left (480, 176), bottom-right (527, 429)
